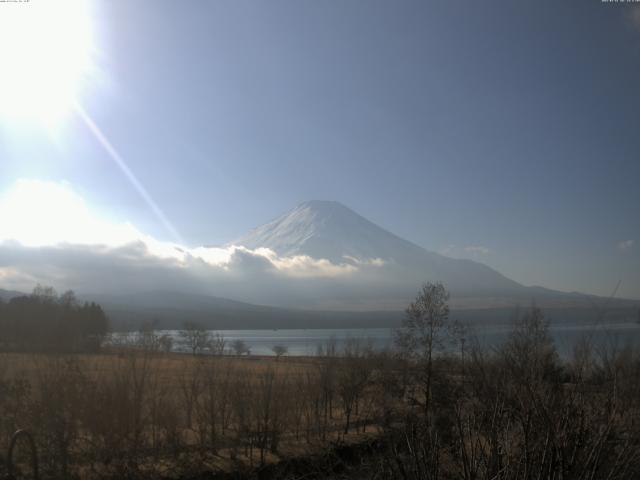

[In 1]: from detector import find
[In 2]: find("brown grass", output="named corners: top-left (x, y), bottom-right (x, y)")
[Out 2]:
top-left (0, 349), bottom-right (391, 479)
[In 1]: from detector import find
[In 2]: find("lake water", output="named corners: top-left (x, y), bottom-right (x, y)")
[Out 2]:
top-left (158, 322), bottom-right (640, 357)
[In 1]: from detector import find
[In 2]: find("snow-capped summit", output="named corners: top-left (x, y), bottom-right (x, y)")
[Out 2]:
top-left (234, 200), bottom-right (425, 262)
top-left (234, 200), bottom-right (523, 296)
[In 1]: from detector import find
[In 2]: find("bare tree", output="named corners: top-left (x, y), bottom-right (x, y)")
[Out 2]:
top-left (137, 319), bottom-right (161, 352)
top-left (59, 290), bottom-right (78, 308)
top-left (179, 321), bottom-right (210, 356)
top-left (337, 338), bottom-right (373, 434)
top-left (395, 281), bottom-right (451, 416)
top-left (208, 332), bottom-right (226, 355)
top-left (231, 339), bottom-right (250, 356)
top-left (272, 344), bottom-right (288, 360)
top-left (158, 334), bottom-right (173, 353)
top-left (315, 337), bottom-right (338, 440)
top-left (31, 284), bottom-right (57, 303)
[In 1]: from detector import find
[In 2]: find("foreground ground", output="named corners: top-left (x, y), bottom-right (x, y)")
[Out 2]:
top-left (0, 348), bottom-right (395, 479)
top-left (1, 309), bottom-right (640, 480)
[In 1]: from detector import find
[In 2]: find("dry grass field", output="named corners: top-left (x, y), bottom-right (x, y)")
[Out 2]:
top-left (0, 346), bottom-right (393, 479)
top-left (1, 306), bottom-right (640, 479)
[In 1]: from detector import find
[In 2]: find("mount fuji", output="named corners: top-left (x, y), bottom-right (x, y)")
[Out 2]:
top-left (6, 200), bottom-right (630, 330)
top-left (235, 200), bottom-right (521, 298)
top-left (231, 200), bottom-right (636, 310)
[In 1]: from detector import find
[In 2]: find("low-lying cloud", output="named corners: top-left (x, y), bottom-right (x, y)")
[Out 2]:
top-left (0, 179), bottom-right (534, 310)
top-left (464, 245), bottom-right (490, 255)
top-left (618, 239), bottom-right (634, 252)
top-left (0, 239), bottom-right (394, 306)
top-left (0, 180), bottom-right (392, 306)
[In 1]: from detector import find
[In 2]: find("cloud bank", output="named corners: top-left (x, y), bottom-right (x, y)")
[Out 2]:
top-left (0, 180), bottom-right (392, 307)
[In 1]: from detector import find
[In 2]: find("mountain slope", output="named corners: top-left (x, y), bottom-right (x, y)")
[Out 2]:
top-left (83, 290), bottom-right (404, 330)
top-left (0, 289), bottom-right (23, 302)
top-left (235, 200), bottom-right (426, 262)
top-left (234, 200), bottom-right (523, 296)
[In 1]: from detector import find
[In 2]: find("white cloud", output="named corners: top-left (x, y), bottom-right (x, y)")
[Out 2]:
top-left (0, 179), bottom-right (386, 299)
top-left (464, 245), bottom-right (490, 255)
top-left (343, 255), bottom-right (385, 267)
top-left (618, 239), bottom-right (634, 252)
top-left (440, 244), bottom-right (490, 257)
top-left (439, 244), bottom-right (457, 256)
top-left (215, 246), bottom-right (359, 278)
top-left (0, 240), bottom-right (398, 308)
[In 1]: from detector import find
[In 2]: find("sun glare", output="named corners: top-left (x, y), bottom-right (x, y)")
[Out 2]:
top-left (0, 0), bottom-right (94, 127)
top-left (0, 179), bottom-right (193, 263)
top-left (0, 179), bottom-right (138, 247)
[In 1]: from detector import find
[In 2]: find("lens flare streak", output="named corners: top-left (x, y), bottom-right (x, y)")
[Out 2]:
top-left (73, 102), bottom-right (183, 244)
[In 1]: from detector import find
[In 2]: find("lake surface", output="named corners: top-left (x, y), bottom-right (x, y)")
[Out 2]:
top-left (159, 322), bottom-right (640, 357)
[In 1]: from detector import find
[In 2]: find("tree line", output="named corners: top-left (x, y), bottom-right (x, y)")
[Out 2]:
top-left (0, 285), bottom-right (109, 352)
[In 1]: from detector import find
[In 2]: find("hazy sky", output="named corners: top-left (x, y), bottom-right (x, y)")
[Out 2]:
top-left (0, 0), bottom-right (639, 299)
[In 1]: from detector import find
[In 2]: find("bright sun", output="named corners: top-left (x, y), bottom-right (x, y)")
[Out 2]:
top-left (0, 0), bottom-right (94, 127)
